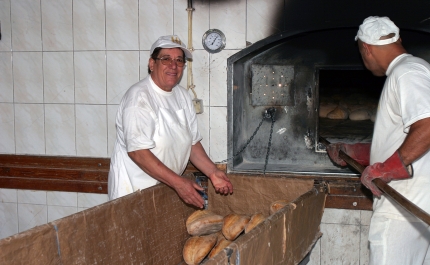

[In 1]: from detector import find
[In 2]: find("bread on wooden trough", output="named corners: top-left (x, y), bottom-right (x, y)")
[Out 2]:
top-left (244, 213), bottom-right (266, 233)
top-left (183, 233), bottom-right (218, 265)
top-left (208, 236), bottom-right (232, 259)
top-left (186, 210), bottom-right (223, 236)
top-left (222, 214), bottom-right (250, 241)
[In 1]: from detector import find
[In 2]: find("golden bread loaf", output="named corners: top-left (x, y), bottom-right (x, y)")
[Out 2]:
top-left (222, 214), bottom-right (250, 241)
top-left (327, 106), bottom-right (349, 120)
top-left (349, 108), bottom-right (370, 121)
top-left (244, 213), bottom-right (266, 233)
top-left (208, 236), bottom-right (232, 258)
top-left (186, 210), bottom-right (223, 236)
top-left (183, 233), bottom-right (218, 265)
top-left (319, 102), bottom-right (337, 118)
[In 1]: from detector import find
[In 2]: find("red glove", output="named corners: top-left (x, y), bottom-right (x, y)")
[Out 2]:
top-left (326, 143), bottom-right (371, 167)
top-left (361, 151), bottom-right (412, 197)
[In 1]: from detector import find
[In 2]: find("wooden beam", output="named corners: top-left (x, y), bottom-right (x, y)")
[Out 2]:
top-left (325, 181), bottom-right (373, 210)
top-left (0, 155), bottom-right (373, 210)
top-left (0, 155), bottom-right (109, 194)
top-left (0, 177), bottom-right (107, 194)
top-left (0, 154), bottom-right (110, 169)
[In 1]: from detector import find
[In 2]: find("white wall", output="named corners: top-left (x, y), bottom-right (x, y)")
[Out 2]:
top-left (0, 188), bottom-right (109, 239)
top-left (1, 0), bottom-right (282, 160)
top-left (0, 0), bottom-right (370, 264)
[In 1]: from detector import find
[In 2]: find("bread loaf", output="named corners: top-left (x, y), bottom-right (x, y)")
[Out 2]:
top-left (319, 102), bottom-right (338, 118)
top-left (222, 214), bottom-right (250, 241)
top-left (183, 233), bottom-right (218, 265)
top-left (327, 106), bottom-right (349, 120)
top-left (349, 108), bottom-right (370, 121)
top-left (208, 236), bottom-right (232, 259)
top-left (186, 210), bottom-right (223, 236)
top-left (244, 213), bottom-right (266, 233)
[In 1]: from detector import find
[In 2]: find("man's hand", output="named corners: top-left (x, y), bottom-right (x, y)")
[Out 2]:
top-left (172, 177), bottom-right (205, 208)
top-left (208, 170), bottom-right (233, 195)
top-left (327, 143), bottom-right (371, 167)
top-left (361, 151), bottom-right (412, 197)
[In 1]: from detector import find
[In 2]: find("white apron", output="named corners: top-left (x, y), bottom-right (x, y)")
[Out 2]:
top-left (126, 107), bottom-right (192, 191)
top-left (108, 76), bottom-right (199, 200)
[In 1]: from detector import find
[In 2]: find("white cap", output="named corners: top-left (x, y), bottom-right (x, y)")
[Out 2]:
top-left (355, 16), bottom-right (400, 45)
top-left (150, 35), bottom-right (192, 59)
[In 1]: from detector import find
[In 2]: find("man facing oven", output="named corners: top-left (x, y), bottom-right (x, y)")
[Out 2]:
top-left (327, 16), bottom-right (430, 265)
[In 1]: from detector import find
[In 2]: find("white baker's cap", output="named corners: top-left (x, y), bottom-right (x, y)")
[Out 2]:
top-left (355, 16), bottom-right (400, 45)
top-left (150, 35), bottom-right (192, 59)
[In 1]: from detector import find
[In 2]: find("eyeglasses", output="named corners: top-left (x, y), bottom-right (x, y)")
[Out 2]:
top-left (155, 56), bottom-right (186, 67)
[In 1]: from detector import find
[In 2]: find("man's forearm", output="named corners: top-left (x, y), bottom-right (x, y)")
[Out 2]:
top-left (398, 117), bottom-right (430, 165)
top-left (128, 149), bottom-right (181, 187)
top-left (189, 142), bottom-right (218, 177)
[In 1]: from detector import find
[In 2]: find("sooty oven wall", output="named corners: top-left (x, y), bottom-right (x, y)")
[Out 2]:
top-left (227, 27), bottom-right (430, 176)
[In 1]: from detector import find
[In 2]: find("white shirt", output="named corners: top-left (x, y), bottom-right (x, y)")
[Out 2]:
top-left (108, 76), bottom-right (202, 200)
top-left (371, 54), bottom-right (430, 220)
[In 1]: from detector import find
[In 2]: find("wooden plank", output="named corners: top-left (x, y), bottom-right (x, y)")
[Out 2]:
top-left (0, 166), bottom-right (107, 181)
top-left (326, 195), bottom-right (373, 210)
top-left (325, 181), bottom-right (373, 210)
top-left (0, 154), bottom-right (110, 170)
top-left (328, 182), bottom-right (372, 196)
top-left (0, 155), bottom-right (374, 210)
top-left (0, 155), bottom-right (109, 194)
top-left (0, 177), bottom-right (107, 194)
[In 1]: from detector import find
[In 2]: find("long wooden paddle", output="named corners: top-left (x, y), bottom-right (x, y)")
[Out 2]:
top-left (320, 136), bottom-right (430, 226)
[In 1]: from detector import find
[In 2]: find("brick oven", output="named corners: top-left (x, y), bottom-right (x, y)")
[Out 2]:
top-left (226, 18), bottom-right (430, 176)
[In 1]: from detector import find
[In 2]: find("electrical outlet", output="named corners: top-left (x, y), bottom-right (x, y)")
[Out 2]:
top-left (193, 98), bottom-right (203, 114)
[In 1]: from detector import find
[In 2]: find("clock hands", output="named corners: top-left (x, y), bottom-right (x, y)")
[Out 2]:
top-left (202, 29), bottom-right (225, 53)
top-left (211, 35), bottom-right (218, 45)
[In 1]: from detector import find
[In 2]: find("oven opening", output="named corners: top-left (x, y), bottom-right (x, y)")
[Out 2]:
top-left (316, 68), bottom-right (385, 151)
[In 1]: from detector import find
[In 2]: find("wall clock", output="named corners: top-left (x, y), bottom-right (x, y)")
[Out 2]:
top-left (202, 29), bottom-right (226, 53)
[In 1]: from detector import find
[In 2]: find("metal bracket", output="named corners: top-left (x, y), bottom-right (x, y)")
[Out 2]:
top-left (264, 107), bottom-right (276, 120)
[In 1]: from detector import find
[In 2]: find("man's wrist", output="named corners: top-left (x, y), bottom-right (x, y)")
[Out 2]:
top-left (206, 169), bottom-right (218, 180)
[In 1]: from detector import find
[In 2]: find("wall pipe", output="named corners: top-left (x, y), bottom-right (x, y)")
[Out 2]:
top-left (186, 0), bottom-right (198, 99)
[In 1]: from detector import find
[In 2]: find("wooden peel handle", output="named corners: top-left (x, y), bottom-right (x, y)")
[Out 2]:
top-left (320, 137), bottom-right (430, 226)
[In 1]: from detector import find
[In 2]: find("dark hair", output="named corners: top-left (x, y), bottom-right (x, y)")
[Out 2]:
top-left (147, 47), bottom-right (186, 74)
top-left (380, 33), bottom-right (397, 40)
top-left (148, 48), bottom-right (162, 74)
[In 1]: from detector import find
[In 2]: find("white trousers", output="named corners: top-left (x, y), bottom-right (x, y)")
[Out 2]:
top-left (369, 214), bottom-right (430, 265)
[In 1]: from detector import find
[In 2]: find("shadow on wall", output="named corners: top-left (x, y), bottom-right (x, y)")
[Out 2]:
top-left (210, 0), bottom-right (430, 33)
top-left (196, 0), bottom-right (285, 37)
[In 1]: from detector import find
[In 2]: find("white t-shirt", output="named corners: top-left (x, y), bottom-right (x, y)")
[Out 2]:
top-left (371, 53), bottom-right (430, 221)
top-left (108, 76), bottom-right (202, 200)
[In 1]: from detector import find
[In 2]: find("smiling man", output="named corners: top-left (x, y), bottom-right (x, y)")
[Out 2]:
top-left (108, 35), bottom-right (233, 208)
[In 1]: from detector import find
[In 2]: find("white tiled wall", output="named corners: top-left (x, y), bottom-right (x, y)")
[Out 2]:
top-left (306, 209), bottom-right (371, 265)
top-left (0, 188), bottom-right (108, 239)
top-left (1, 0), bottom-right (274, 159)
top-left (0, 0), bottom-right (371, 263)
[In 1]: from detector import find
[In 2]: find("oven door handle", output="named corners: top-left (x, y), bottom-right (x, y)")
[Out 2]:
top-left (319, 136), bottom-right (430, 226)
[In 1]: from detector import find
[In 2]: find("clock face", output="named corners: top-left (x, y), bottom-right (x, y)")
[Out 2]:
top-left (204, 32), bottom-right (223, 50)
top-left (202, 29), bottom-right (226, 53)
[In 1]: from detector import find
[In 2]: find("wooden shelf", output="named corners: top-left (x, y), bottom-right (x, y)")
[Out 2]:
top-left (0, 154), bottom-right (372, 210)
